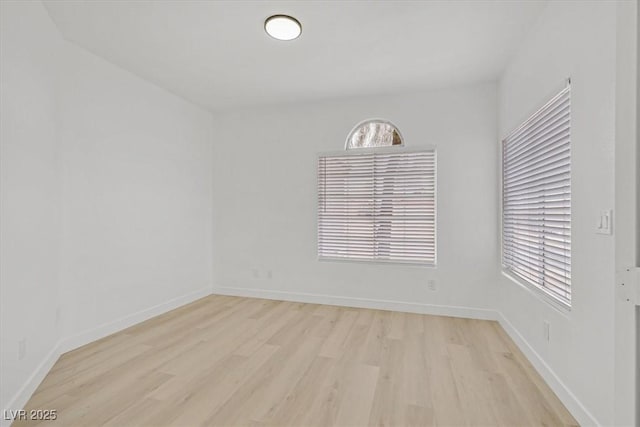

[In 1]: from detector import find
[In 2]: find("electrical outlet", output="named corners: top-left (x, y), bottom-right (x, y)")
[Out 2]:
top-left (427, 279), bottom-right (437, 291)
top-left (251, 268), bottom-right (259, 279)
top-left (543, 321), bottom-right (550, 342)
top-left (267, 270), bottom-right (273, 279)
top-left (17, 339), bottom-right (26, 360)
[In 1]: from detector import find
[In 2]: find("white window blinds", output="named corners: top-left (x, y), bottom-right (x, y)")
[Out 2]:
top-left (502, 85), bottom-right (571, 307)
top-left (318, 149), bottom-right (436, 265)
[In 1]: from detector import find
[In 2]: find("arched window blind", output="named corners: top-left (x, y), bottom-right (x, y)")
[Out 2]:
top-left (502, 85), bottom-right (571, 307)
top-left (318, 149), bottom-right (436, 265)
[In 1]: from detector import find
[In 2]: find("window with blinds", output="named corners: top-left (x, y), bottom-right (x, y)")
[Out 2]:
top-left (502, 85), bottom-right (571, 307)
top-left (318, 149), bottom-right (436, 265)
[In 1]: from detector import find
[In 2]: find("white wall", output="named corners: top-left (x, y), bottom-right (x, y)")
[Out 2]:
top-left (56, 30), bottom-right (214, 341)
top-left (0, 0), bottom-right (64, 411)
top-left (497, 1), bottom-right (617, 425)
top-left (0, 0), bottom-right (214, 415)
top-left (212, 83), bottom-right (498, 315)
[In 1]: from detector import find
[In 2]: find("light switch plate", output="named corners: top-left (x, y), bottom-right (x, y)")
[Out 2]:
top-left (596, 210), bottom-right (612, 235)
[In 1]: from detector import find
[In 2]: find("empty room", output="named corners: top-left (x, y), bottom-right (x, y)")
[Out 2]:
top-left (1, 0), bottom-right (638, 426)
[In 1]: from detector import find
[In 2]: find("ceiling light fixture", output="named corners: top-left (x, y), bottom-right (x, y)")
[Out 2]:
top-left (264, 15), bottom-right (302, 41)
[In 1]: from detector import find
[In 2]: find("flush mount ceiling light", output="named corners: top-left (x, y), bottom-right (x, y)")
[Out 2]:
top-left (264, 15), bottom-right (302, 41)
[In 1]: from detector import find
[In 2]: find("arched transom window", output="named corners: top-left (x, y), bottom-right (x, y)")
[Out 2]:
top-left (319, 119), bottom-right (436, 265)
top-left (345, 119), bottom-right (404, 150)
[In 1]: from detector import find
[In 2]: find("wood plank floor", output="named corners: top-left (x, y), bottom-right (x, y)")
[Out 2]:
top-left (16, 295), bottom-right (578, 426)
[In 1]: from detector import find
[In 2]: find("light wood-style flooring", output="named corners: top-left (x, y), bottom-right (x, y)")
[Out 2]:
top-left (16, 295), bottom-right (578, 426)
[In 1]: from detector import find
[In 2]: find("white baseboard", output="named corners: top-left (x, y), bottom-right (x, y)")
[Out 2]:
top-left (1, 286), bottom-right (211, 427)
top-left (58, 286), bottom-right (211, 354)
top-left (495, 312), bottom-right (600, 426)
top-left (1, 343), bottom-right (60, 427)
top-left (212, 286), bottom-right (498, 321)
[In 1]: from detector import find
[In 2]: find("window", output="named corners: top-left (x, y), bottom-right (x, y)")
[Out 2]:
top-left (346, 119), bottom-right (404, 150)
top-left (318, 149), bottom-right (436, 265)
top-left (502, 84), bottom-right (571, 307)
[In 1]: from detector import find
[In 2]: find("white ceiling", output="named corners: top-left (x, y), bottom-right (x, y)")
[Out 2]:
top-left (43, 0), bottom-right (547, 112)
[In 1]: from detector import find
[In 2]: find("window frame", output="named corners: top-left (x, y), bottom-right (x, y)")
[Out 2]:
top-left (499, 83), bottom-right (572, 311)
top-left (316, 145), bottom-right (437, 267)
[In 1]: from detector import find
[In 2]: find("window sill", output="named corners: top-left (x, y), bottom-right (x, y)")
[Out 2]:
top-left (318, 256), bottom-right (436, 268)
